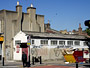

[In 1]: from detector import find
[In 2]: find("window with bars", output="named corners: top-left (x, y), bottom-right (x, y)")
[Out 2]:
top-left (67, 41), bottom-right (73, 46)
top-left (59, 41), bottom-right (65, 45)
top-left (51, 40), bottom-right (57, 45)
top-left (74, 41), bottom-right (80, 46)
top-left (41, 40), bottom-right (48, 45)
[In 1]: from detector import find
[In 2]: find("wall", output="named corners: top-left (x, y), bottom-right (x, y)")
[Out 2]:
top-left (13, 31), bottom-right (27, 60)
top-left (36, 15), bottom-right (44, 32)
top-left (0, 6), bottom-right (45, 60)
top-left (30, 46), bottom-right (64, 61)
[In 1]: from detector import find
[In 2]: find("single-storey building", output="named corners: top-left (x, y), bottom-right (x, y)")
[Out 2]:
top-left (13, 31), bottom-right (88, 61)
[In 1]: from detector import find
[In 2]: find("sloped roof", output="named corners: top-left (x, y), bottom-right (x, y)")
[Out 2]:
top-left (23, 31), bottom-right (86, 40)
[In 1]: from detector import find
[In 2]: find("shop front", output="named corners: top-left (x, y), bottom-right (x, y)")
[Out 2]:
top-left (0, 36), bottom-right (3, 60)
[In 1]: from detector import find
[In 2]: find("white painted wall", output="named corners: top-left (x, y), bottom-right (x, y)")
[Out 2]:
top-left (13, 31), bottom-right (27, 60)
top-left (13, 31), bottom-right (88, 61)
top-left (31, 39), bottom-right (87, 48)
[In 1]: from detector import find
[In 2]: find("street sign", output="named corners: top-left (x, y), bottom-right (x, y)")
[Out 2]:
top-left (0, 37), bottom-right (3, 41)
top-left (27, 35), bottom-right (31, 46)
top-left (27, 43), bottom-right (31, 45)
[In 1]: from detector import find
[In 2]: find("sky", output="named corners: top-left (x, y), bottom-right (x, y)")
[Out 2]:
top-left (0, 0), bottom-right (90, 31)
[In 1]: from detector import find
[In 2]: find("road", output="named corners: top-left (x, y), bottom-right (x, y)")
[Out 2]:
top-left (0, 61), bottom-right (90, 68)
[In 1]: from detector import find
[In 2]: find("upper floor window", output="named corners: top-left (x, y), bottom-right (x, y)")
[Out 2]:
top-left (41, 40), bottom-right (48, 45)
top-left (59, 41), bottom-right (65, 45)
top-left (74, 41), bottom-right (80, 45)
top-left (51, 40), bottom-right (57, 45)
top-left (67, 41), bottom-right (73, 46)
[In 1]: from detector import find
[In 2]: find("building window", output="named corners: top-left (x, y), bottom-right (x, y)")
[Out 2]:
top-left (41, 40), bottom-right (48, 45)
top-left (83, 42), bottom-right (87, 46)
top-left (15, 40), bottom-right (21, 45)
top-left (59, 41), bottom-right (65, 45)
top-left (67, 41), bottom-right (73, 46)
top-left (32, 40), bottom-right (34, 44)
top-left (51, 40), bottom-right (57, 45)
top-left (74, 41), bottom-right (80, 46)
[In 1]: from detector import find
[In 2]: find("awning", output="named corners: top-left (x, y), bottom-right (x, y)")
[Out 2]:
top-left (18, 43), bottom-right (28, 48)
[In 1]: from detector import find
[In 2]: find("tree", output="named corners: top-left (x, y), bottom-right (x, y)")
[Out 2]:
top-left (85, 28), bottom-right (90, 36)
top-left (84, 20), bottom-right (90, 28)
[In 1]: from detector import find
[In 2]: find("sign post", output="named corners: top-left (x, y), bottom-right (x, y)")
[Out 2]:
top-left (27, 35), bottom-right (31, 67)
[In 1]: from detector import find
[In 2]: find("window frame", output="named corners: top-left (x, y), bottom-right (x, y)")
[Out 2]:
top-left (40, 40), bottom-right (48, 45)
top-left (83, 42), bottom-right (87, 46)
top-left (67, 41), bottom-right (73, 46)
top-left (15, 40), bottom-right (21, 45)
top-left (51, 40), bottom-right (57, 45)
top-left (59, 41), bottom-right (65, 45)
top-left (74, 41), bottom-right (80, 46)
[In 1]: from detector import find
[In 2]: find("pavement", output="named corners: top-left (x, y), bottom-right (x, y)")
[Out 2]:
top-left (0, 60), bottom-right (90, 68)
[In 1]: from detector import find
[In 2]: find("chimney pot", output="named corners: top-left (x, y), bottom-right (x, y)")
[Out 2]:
top-left (31, 4), bottom-right (33, 7)
top-left (17, 1), bottom-right (19, 5)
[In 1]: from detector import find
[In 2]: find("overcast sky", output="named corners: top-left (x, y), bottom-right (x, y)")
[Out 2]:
top-left (0, 0), bottom-right (90, 31)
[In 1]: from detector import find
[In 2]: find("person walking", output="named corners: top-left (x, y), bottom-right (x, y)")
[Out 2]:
top-left (22, 52), bottom-right (27, 67)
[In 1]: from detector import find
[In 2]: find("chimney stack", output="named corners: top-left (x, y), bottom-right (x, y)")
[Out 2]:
top-left (16, 1), bottom-right (22, 16)
top-left (45, 20), bottom-right (50, 29)
top-left (16, 1), bottom-right (22, 12)
top-left (27, 4), bottom-right (36, 13)
top-left (78, 23), bottom-right (82, 35)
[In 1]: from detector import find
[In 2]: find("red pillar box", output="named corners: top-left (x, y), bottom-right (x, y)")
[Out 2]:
top-left (73, 51), bottom-right (86, 62)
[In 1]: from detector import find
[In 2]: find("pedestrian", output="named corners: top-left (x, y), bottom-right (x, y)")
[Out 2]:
top-left (22, 52), bottom-right (27, 67)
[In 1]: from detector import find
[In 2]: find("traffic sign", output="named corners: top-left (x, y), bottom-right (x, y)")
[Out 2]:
top-left (27, 43), bottom-right (31, 45)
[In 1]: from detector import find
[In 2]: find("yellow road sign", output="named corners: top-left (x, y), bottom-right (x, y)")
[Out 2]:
top-left (27, 43), bottom-right (31, 45)
top-left (0, 37), bottom-right (4, 41)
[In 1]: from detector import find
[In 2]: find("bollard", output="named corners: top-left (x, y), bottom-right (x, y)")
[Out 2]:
top-left (76, 62), bottom-right (78, 68)
top-left (40, 56), bottom-right (42, 64)
top-left (2, 57), bottom-right (4, 66)
top-left (32, 56), bottom-right (35, 65)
